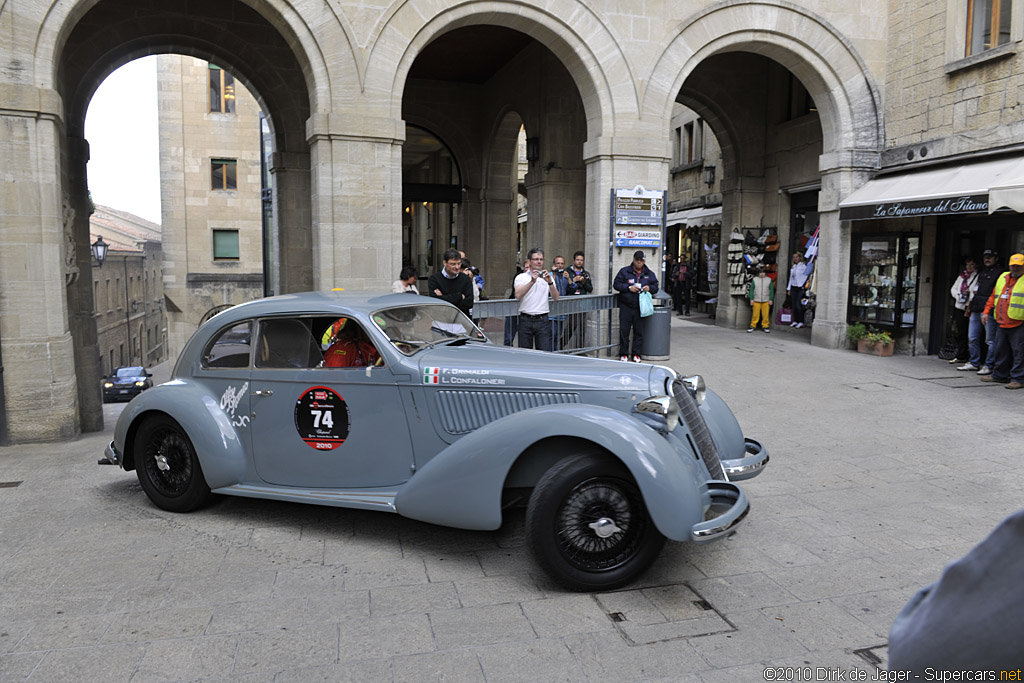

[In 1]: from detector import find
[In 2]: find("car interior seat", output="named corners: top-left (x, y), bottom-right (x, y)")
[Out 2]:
top-left (258, 319), bottom-right (324, 368)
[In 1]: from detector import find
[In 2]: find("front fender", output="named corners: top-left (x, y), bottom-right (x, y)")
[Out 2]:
top-left (394, 403), bottom-right (707, 541)
top-left (114, 380), bottom-right (248, 489)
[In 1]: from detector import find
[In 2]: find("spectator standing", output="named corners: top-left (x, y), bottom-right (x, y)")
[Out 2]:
top-left (613, 250), bottom-right (659, 362)
top-left (980, 253), bottom-right (1024, 390)
top-left (391, 265), bottom-right (418, 294)
top-left (672, 255), bottom-right (692, 316)
top-left (513, 247), bottom-right (559, 351)
top-left (746, 266), bottom-right (774, 333)
top-left (948, 256), bottom-right (977, 365)
top-left (428, 248), bottom-right (474, 318)
top-left (549, 256), bottom-right (569, 350)
top-left (962, 249), bottom-right (1000, 374)
top-left (503, 262), bottom-right (523, 346)
top-left (787, 252), bottom-right (812, 328)
top-left (562, 250), bottom-right (592, 350)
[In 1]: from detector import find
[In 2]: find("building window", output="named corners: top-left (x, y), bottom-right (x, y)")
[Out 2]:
top-left (684, 123), bottom-right (694, 163)
top-left (966, 0), bottom-right (1012, 55)
top-left (209, 64), bottom-right (236, 113)
top-left (211, 159), bottom-right (237, 190)
top-left (786, 73), bottom-right (816, 120)
top-left (213, 229), bottom-right (240, 261)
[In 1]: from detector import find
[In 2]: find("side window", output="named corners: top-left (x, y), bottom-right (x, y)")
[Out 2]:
top-left (256, 318), bottom-right (324, 369)
top-left (202, 321), bottom-right (252, 369)
top-left (320, 317), bottom-right (384, 368)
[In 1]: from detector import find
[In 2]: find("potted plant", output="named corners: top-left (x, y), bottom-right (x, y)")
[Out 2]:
top-left (845, 322), bottom-right (868, 347)
top-left (860, 328), bottom-right (894, 356)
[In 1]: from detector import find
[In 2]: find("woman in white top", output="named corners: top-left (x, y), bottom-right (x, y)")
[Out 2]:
top-left (392, 266), bottom-right (419, 294)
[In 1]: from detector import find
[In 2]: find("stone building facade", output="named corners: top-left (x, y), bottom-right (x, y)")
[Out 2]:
top-left (156, 55), bottom-right (267, 359)
top-left (4, 0), bottom-right (1021, 442)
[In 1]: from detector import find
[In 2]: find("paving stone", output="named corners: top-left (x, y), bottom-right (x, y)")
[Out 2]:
top-left (686, 609), bottom-right (809, 668)
top-left (422, 552), bottom-right (486, 583)
top-left (234, 625), bottom-right (340, 674)
top-left (274, 657), bottom-right (393, 682)
top-left (688, 572), bottom-right (801, 614)
top-left (370, 581), bottom-right (460, 616)
top-left (521, 594), bottom-right (615, 638)
top-left (303, 590), bottom-right (371, 624)
top-left (564, 630), bottom-right (709, 682)
top-left (341, 557), bottom-right (430, 591)
top-left (323, 535), bottom-right (405, 564)
top-left (454, 573), bottom-right (541, 607)
top-left (26, 643), bottom-right (145, 682)
top-left (336, 613), bottom-right (435, 663)
top-left (475, 639), bottom-right (587, 682)
top-left (761, 599), bottom-right (880, 651)
top-left (272, 565), bottom-right (347, 597)
top-left (392, 649), bottom-right (485, 683)
top-left (101, 605), bottom-right (216, 643)
top-left (429, 604), bottom-right (535, 649)
top-left (0, 651), bottom-right (45, 682)
top-left (11, 613), bottom-right (117, 652)
top-left (205, 597), bottom-right (308, 634)
top-left (130, 633), bottom-right (239, 682)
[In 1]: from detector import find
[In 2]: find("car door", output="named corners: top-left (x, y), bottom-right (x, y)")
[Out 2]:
top-left (247, 316), bottom-right (414, 488)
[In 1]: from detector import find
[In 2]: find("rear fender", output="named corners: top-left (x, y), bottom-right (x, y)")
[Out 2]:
top-left (394, 403), bottom-right (707, 541)
top-left (115, 380), bottom-right (248, 489)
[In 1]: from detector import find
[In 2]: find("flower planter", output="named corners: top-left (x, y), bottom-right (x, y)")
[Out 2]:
top-left (857, 339), bottom-right (894, 356)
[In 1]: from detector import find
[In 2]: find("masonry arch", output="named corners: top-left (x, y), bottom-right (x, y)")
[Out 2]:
top-left (48, 0), bottom-right (333, 435)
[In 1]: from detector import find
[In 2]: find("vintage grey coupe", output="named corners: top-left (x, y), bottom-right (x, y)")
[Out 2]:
top-left (103, 291), bottom-right (769, 591)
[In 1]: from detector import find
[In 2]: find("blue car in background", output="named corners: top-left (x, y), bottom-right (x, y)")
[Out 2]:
top-left (102, 291), bottom-right (769, 591)
top-left (102, 365), bottom-right (153, 403)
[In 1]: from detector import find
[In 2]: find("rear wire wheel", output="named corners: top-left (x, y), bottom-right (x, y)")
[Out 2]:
top-left (134, 415), bottom-right (214, 512)
top-left (526, 453), bottom-right (665, 591)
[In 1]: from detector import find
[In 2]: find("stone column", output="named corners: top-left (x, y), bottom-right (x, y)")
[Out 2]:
top-left (307, 114), bottom-right (404, 291)
top-left (270, 151), bottom-right (313, 294)
top-left (811, 148), bottom-right (878, 349)
top-left (0, 84), bottom-right (80, 442)
top-left (65, 135), bottom-right (104, 432)
top-left (716, 175), bottom-right (766, 328)
top-left (481, 186), bottom-right (518, 297)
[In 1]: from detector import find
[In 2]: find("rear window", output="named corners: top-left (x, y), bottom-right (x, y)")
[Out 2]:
top-left (202, 321), bottom-right (253, 369)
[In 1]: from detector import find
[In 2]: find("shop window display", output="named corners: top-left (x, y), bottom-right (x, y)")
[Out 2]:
top-left (848, 234), bottom-right (920, 329)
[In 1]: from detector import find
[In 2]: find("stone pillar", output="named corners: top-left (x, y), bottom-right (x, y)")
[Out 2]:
top-left (307, 114), bottom-right (404, 291)
top-left (270, 151), bottom-right (313, 294)
top-left (482, 186), bottom-right (518, 297)
top-left (811, 148), bottom-right (878, 349)
top-left (522, 166), bottom-right (586, 264)
top-left (0, 84), bottom-right (80, 442)
top-left (65, 135), bottom-right (104, 432)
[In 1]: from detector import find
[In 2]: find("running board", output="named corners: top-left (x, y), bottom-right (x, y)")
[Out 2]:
top-left (213, 484), bottom-right (398, 512)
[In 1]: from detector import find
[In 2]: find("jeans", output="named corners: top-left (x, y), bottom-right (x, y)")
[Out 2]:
top-left (503, 315), bottom-right (518, 346)
top-left (518, 314), bottom-right (552, 351)
top-left (968, 311), bottom-right (985, 366)
top-left (618, 305), bottom-right (644, 357)
top-left (789, 287), bottom-right (804, 325)
top-left (985, 315), bottom-right (998, 366)
top-left (954, 310), bottom-right (969, 361)
top-left (989, 324), bottom-right (1024, 383)
top-left (550, 318), bottom-right (565, 351)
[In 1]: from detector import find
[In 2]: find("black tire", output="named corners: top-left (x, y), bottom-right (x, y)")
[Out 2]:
top-left (526, 453), bottom-right (665, 592)
top-left (134, 415), bottom-right (214, 512)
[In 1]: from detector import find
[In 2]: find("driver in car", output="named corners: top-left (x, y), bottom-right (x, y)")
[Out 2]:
top-left (322, 318), bottom-right (383, 368)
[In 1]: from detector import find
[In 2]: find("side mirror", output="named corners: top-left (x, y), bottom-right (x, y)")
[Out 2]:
top-left (146, 372), bottom-right (153, 377)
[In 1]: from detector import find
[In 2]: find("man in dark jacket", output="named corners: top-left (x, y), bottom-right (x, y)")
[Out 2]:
top-left (428, 248), bottom-right (474, 318)
top-left (962, 249), bottom-right (1001, 374)
top-left (613, 250), bottom-right (659, 362)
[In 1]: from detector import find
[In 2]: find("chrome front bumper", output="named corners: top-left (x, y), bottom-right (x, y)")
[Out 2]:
top-left (101, 441), bottom-right (121, 466)
top-left (721, 438), bottom-right (770, 481)
top-left (690, 481), bottom-right (749, 543)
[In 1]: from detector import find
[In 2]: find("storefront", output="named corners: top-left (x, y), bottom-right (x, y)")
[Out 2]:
top-left (666, 206), bottom-right (721, 315)
top-left (838, 155), bottom-right (1024, 355)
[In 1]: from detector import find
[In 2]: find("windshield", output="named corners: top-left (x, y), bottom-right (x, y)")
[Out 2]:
top-left (115, 366), bottom-right (144, 378)
top-left (371, 304), bottom-right (487, 355)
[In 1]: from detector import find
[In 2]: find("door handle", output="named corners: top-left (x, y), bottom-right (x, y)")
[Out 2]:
top-left (251, 389), bottom-right (273, 397)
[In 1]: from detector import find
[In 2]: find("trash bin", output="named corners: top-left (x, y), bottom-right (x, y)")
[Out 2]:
top-left (641, 290), bottom-right (672, 361)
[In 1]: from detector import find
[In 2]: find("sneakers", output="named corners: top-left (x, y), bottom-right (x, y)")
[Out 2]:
top-left (948, 357), bottom-right (962, 364)
top-left (1006, 382), bottom-right (1024, 390)
top-left (956, 363), bottom-right (979, 371)
top-left (620, 355), bottom-right (628, 362)
top-left (632, 355), bottom-right (642, 363)
top-left (763, 328), bottom-right (771, 333)
top-left (747, 328), bottom-right (755, 333)
top-left (789, 322), bottom-right (798, 327)
top-left (980, 376), bottom-right (1007, 383)
top-left (794, 322), bottom-right (804, 328)
top-left (978, 365), bottom-right (992, 375)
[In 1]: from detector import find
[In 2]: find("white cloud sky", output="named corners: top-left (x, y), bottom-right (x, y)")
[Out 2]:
top-left (84, 56), bottom-right (161, 224)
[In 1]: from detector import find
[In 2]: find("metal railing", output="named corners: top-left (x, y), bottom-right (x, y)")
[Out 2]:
top-left (472, 293), bottom-right (617, 355)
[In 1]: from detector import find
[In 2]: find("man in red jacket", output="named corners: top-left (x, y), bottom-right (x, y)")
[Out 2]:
top-left (980, 253), bottom-right (1024, 389)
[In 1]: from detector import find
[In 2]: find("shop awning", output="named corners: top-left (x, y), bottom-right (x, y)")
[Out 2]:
top-left (838, 156), bottom-right (1024, 221)
top-left (666, 206), bottom-right (722, 227)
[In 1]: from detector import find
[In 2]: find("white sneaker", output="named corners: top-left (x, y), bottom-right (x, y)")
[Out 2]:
top-left (957, 363), bottom-right (978, 371)
top-left (620, 355), bottom-right (628, 362)
top-left (978, 365), bottom-right (992, 375)
top-left (747, 328), bottom-right (755, 333)
top-left (794, 322), bottom-right (804, 328)
top-left (789, 322), bottom-right (798, 327)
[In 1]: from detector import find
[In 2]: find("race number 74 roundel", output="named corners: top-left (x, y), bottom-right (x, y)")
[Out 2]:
top-left (294, 386), bottom-right (350, 450)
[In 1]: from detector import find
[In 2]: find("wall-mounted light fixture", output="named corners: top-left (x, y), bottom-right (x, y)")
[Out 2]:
top-left (526, 137), bottom-right (540, 165)
top-left (702, 166), bottom-right (716, 187)
top-left (91, 236), bottom-right (108, 267)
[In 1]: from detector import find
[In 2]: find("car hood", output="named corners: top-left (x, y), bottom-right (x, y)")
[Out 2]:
top-left (413, 342), bottom-right (660, 393)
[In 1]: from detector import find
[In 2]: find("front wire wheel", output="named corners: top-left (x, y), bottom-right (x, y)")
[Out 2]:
top-left (134, 415), bottom-right (214, 512)
top-left (526, 453), bottom-right (665, 591)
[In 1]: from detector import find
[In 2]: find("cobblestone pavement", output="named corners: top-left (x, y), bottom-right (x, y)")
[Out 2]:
top-left (1, 317), bottom-right (1020, 682)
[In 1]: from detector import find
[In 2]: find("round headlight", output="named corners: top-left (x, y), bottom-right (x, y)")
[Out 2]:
top-left (635, 395), bottom-right (680, 431)
top-left (103, 382), bottom-right (114, 388)
top-left (135, 381), bottom-right (147, 387)
top-left (682, 375), bottom-right (706, 405)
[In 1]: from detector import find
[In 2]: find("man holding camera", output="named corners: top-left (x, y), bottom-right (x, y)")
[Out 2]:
top-left (514, 247), bottom-right (560, 351)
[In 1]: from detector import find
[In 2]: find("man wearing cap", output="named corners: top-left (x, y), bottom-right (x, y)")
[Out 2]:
top-left (613, 250), bottom-right (660, 362)
top-left (961, 249), bottom-right (1001, 374)
top-left (980, 253), bottom-right (1024, 389)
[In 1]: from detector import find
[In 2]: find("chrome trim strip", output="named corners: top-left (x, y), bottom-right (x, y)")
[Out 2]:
top-left (216, 484), bottom-right (398, 511)
top-left (690, 482), bottom-right (749, 543)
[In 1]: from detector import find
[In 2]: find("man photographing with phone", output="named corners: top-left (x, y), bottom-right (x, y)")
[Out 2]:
top-left (513, 247), bottom-right (559, 351)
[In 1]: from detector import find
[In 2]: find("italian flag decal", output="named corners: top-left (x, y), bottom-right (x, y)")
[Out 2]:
top-left (423, 367), bottom-right (440, 384)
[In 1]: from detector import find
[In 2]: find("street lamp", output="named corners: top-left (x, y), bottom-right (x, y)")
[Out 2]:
top-left (91, 236), bottom-right (108, 267)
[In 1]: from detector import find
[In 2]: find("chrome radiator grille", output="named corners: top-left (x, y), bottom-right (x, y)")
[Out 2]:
top-left (435, 390), bottom-right (581, 435)
top-left (672, 379), bottom-right (726, 480)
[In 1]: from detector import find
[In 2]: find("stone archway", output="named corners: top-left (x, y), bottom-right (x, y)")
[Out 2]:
top-left (645, 1), bottom-right (884, 348)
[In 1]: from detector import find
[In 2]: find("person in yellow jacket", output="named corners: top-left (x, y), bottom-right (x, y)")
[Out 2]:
top-left (980, 253), bottom-right (1024, 389)
top-left (746, 266), bottom-right (775, 333)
